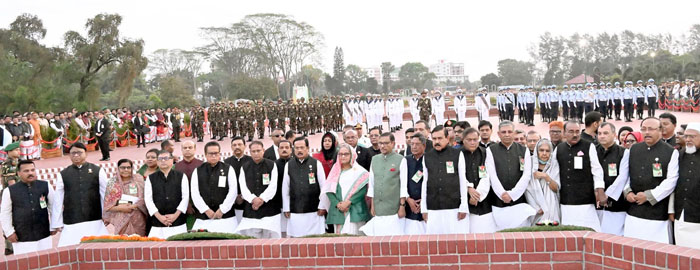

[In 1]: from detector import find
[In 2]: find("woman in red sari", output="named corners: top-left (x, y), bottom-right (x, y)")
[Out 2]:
top-left (312, 131), bottom-right (338, 177)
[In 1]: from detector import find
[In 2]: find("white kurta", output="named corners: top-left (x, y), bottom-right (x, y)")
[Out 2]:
top-left (149, 224), bottom-right (187, 239)
top-left (52, 165), bottom-right (109, 247)
top-left (282, 159), bottom-right (329, 237)
top-left (675, 212), bottom-right (700, 249)
top-left (420, 151), bottom-right (470, 235)
top-left (469, 213), bottom-right (497, 233)
top-left (624, 215), bottom-right (670, 244)
top-left (360, 215), bottom-right (404, 236)
top-left (485, 146), bottom-right (536, 231)
top-left (190, 164), bottom-right (239, 234)
top-left (0, 180), bottom-right (57, 254)
top-left (599, 210), bottom-right (626, 236)
top-left (144, 171), bottom-right (190, 240)
top-left (235, 162), bottom-right (281, 238)
top-left (403, 219), bottom-right (426, 235)
top-left (561, 204), bottom-right (601, 232)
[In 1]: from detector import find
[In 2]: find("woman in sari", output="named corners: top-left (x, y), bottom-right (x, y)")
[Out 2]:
top-left (524, 138), bottom-right (561, 225)
top-left (323, 143), bottom-right (371, 234)
top-left (312, 131), bottom-right (338, 177)
top-left (103, 159), bottom-right (148, 235)
top-left (137, 149), bottom-right (160, 177)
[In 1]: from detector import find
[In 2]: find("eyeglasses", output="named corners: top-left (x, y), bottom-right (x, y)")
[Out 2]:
top-left (118, 166), bottom-right (132, 170)
top-left (338, 153), bottom-right (351, 157)
top-left (549, 130), bottom-right (562, 134)
top-left (69, 152), bottom-right (84, 156)
top-left (684, 134), bottom-right (698, 140)
top-left (640, 127), bottom-right (659, 132)
top-left (624, 140), bottom-right (637, 144)
top-left (206, 152), bottom-right (220, 156)
top-left (157, 157), bottom-right (172, 161)
top-left (271, 134), bottom-right (281, 137)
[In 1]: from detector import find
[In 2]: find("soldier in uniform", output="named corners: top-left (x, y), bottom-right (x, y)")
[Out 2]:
top-left (1, 142), bottom-right (20, 255)
top-left (219, 103), bottom-right (228, 141)
top-left (267, 100), bottom-right (278, 133)
top-left (228, 102), bottom-right (238, 138)
top-left (277, 99), bottom-right (286, 132)
top-left (418, 90), bottom-right (432, 123)
top-left (244, 101), bottom-right (255, 141)
top-left (288, 101), bottom-right (298, 133)
top-left (254, 100), bottom-right (266, 139)
top-left (209, 104), bottom-right (219, 140)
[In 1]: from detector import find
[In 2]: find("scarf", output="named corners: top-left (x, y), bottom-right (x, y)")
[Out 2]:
top-left (322, 145), bottom-right (369, 201)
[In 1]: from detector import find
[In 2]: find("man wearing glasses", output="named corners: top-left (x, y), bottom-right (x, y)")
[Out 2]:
top-left (235, 141), bottom-right (281, 238)
top-left (190, 142), bottom-right (238, 234)
top-left (52, 142), bottom-right (109, 247)
top-left (608, 117), bottom-right (679, 244)
top-left (264, 128), bottom-right (284, 161)
top-left (144, 150), bottom-right (189, 239)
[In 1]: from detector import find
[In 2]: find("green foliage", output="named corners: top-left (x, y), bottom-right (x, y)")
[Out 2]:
top-left (66, 119), bottom-right (80, 141)
top-left (497, 59), bottom-right (534, 85)
top-left (480, 73), bottom-right (502, 87)
top-left (398, 62), bottom-right (436, 90)
top-left (227, 75), bottom-right (278, 101)
top-left (40, 126), bottom-right (58, 149)
top-left (166, 232), bottom-right (254, 241)
top-left (498, 225), bottom-right (594, 233)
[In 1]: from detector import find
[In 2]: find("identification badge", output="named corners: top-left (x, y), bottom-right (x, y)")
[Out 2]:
top-left (446, 161), bottom-right (455, 174)
top-left (478, 165), bottom-right (487, 179)
top-left (39, 195), bottom-right (47, 209)
top-left (128, 183), bottom-right (138, 195)
top-left (412, 170), bottom-right (423, 183)
top-left (608, 163), bottom-right (617, 177)
top-left (519, 157), bottom-right (525, 171)
top-left (262, 174), bottom-right (270, 185)
top-left (218, 176), bottom-right (227, 188)
top-left (574, 156), bottom-right (583, 169)
top-left (308, 173), bottom-right (316, 184)
top-left (652, 163), bottom-right (663, 177)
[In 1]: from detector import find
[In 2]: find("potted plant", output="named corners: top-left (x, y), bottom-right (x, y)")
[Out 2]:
top-left (39, 126), bottom-right (62, 159)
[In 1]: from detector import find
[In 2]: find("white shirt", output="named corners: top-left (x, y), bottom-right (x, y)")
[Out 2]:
top-left (367, 156), bottom-right (408, 198)
top-left (420, 151), bottom-right (469, 213)
top-left (144, 170), bottom-right (190, 216)
top-left (549, 142), bottom-right (606, 191)
top-left (485, 144), bottom-right (532, 202)
top-left (281, 159), bottom-right (329, 212)
top-left (190, 164), bottom-right (238, 215)
top-left (51, 164), bottom-right (108, 229)
top-left (619, 146), bottom-right (679, 204)
top-left (238, 162), bottom-right (278, 204)
top-left (1, 181), bottom-right (57, 236)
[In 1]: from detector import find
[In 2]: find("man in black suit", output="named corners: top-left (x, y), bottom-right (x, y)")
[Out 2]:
top-left (342, 129), bottom-right (371, 170)
top-left (264, 128), bottom-right (284, 161)
top-left (93, 111), bottom-right (111, 161)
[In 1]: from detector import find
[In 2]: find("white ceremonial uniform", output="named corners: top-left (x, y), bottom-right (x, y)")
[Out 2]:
top-left (454, 95), bottom-right (468, 121)
top-left (190, 166), bottom-right (239, 234)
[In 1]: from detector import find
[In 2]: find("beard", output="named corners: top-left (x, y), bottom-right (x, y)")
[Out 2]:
top-left (686, 145), bottom-right (697, 154)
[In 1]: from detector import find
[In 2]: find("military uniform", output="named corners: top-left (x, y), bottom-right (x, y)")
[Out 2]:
top-left (267, 101), bottom-right (278, 131)
top-left (254, 101), bottom-right (266, 139)
top-left (277, 100), bottom-right (287, 132)
top-left (1, 142), bottom-right (19, 255)
top-left (228, 103), bottom-right (239, 138)
top-left (242, 102), bottom-right (254, 141)
top-left (418, 93), bottom-right (432, 123)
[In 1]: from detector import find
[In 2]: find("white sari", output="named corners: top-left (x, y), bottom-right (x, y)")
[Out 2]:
top-left (524, 139), bottom-right (561, 225)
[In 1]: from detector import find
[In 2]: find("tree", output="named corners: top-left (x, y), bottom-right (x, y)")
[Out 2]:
top-left (381, 62), bottom-right (394, 93)
top-left (534, 32), bottom-right (567, 85)
top-left (345, 64), bottom-right (367, 93)
top-left (333, 47), bottom-right (345, 93)
top-left (497, 59), bottom-right (533, 85)
top-left (366, 77), bottom-right (379, 93)
top-left (480, 73), bottom-right (502, 87)
top-left (63, 13), bottom-right (147, 108)
top-left (156, 75), bottom-right (195, 108)
top-left (398, 62), bottom-right (435, 90)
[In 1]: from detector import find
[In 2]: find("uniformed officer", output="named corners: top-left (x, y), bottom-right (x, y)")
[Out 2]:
top-left (549, 86), bottom-right (560, 122)
top-left (646, 79), bottom-right (659, 117)
top-left (575, 84), bottom-right (585, 123)
top-left (596, 82), bottom-right (609, 121)
top-left (0, 142), bottom-right (20, 255)
top-left (539, 86), bottom-right (549, 123)
top-left (623, 81), bottom-right (635, 122)
top-left (418, 90), bottom-right (432, 123)
top-left (634, 80), bottom-right (646, 119)
top-left (612, 82), bottom-right (623, 121)
top-left (561, 85), bottom-right (570, 121)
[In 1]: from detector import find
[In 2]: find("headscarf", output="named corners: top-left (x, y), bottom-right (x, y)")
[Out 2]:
top-left (321, 131), bottom-right (338, 162)
top-left (322, 143), bottom-right (369, 199)
top-left (624, 132), bottom-right (642, 144)
top-left (525, 138), bottom-right (561, 223)
top-left (534, 138), bottom-right (554, 168)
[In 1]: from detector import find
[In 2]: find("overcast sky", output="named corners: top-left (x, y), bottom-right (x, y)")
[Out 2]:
top-left (3, 0), bottom-right (700, 80)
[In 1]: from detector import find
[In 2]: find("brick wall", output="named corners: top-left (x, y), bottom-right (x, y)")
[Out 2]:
top-left (1, 231), bottom-right (699, 270)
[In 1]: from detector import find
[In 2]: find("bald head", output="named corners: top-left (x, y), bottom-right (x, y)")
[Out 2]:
top-left (181, 140), bottom-right (196, 161)
top-left (343, 130), bottom-right (358, 147)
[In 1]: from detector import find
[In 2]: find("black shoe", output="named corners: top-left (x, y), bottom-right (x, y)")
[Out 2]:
top-left (197, 139), bottom-right (203, 142)
top-left (218, 138), bottom-right (223, 141)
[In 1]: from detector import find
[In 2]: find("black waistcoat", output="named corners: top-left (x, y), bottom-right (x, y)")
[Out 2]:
top-left (194, 162), bottom-right (235, 220)
top-left (674, 150), bottom-right (700, 222)
top-left (271, 158), bottom-right (290, 210)
top-left (627, 141), bottom-right (674, 221)
top-left (242, 158), bottom-right (279, 219)
top-left (462, 146), bottom-right (492, 215)
top-left (405, 155), bottom-right (423, 221)
top-left (148, 170), bottom-right (187, 227)
top-left (224, 155), bottom-right (253, 210)
top-left (488, 142), bottom-right (527, 207)
top-left (287, 156), bottom-right (321, 213)
top-left (424, 147), bottom-right (461, 210)
top-left (60, 163), bottom-right (102, 225)
top-left (596, 144), bottom-right (630, 212)
top-left (556, 140), bottom-right (595, 205)
top-left (8, 180), bottom-right (50, 242)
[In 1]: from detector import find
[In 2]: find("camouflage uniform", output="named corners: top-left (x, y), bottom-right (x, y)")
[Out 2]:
top-left (242, 102), bottom-right (254, 141)
top-left (254, 101), bottom-right (266, 139)
top-left (299, 100), bottom-right (309, 135)
top-left (218, 103), bottom-right (228, 140)
top-left (1, 157), bottom-right (18, 255)
top-left (208, 105), bottom-right (218, 139)
top-left (418, 96), bottom-right (432, 122)
top-left (227, 103), bottom-right (238, 138)
top-left (288, 103), bottom-right (298, 132)
top-left (277, 100), bottom-right (286, 132)
top-left (267, 101), bottom-right (278, 131)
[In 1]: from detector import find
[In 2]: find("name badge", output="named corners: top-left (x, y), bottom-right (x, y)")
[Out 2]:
top-left (608, 163), bottom-right (617, 177)
top-left (519, 157), bottom-right (525, 171)
top-left (308, 173), bottom-right (316, 184)
top-left (39, 195), bottom-right (47, 209)
top-left (218, 176), bottom-right (227, 188)
top-left (446, 161), bottom-right (455, 174)
top-left (262, 174), bottom-right (271, 185)
top-left (478, 165), bottom-right (487, 179)
top-left (574, 156), bottom-right (583, 169)
top-left (412, 170), bottom-right (423, 183)
top-left (128, 183), bottom-right (138, 195)
top-left (652, 163), bottom-right (663, 177)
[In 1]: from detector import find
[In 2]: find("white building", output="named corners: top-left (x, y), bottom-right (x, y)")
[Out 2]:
top-left (363, 67), bottom-right (382, 85)
top-left (430, 59), bottom-right (469, 83)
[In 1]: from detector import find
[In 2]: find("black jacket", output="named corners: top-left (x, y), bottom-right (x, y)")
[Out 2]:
top-left (93, 118), bottom-right (111, 139)
top-left (354, 145), bottom-right (372, 171)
